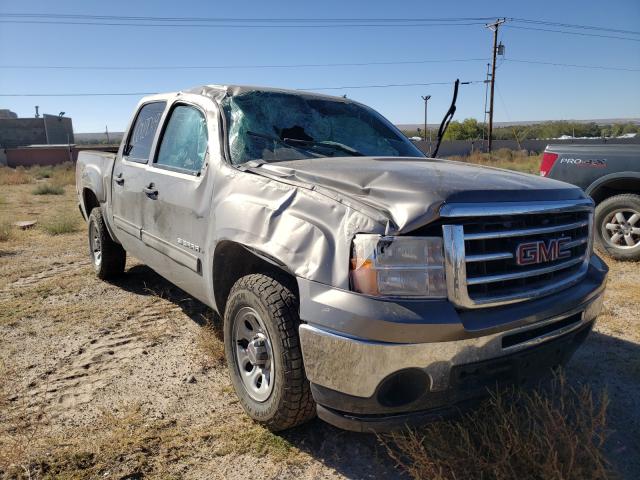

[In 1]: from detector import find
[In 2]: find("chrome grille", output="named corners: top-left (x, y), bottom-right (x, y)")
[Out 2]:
top-left (441, 200), bottom-right (594, 308)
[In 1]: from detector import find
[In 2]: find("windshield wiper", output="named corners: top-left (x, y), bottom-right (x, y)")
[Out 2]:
top-left (247, 130), bottom-right (296, 148)
top-left (283, 138), bottom-right (364, 157)
top-left (247, 131), bottom-right (363, 157)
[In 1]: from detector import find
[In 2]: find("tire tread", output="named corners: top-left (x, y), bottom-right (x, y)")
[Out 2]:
top-left (594, 193), bottom-right (640, 261)
top-left (88, 208), bottom-right (126, 279)
top-left (226, 273), bottom-right (315, 431)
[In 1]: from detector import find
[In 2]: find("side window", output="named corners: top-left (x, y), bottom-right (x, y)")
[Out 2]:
top-left (125, 102), bottom-right (166, 163)
top-left (155, 105), bottom-right (208, 173)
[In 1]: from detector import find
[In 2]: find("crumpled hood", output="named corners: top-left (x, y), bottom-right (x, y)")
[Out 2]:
top-left (252, 156), bottom-right (586, 233)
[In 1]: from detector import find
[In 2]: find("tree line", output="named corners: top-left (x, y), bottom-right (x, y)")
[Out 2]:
top-left (402, 119), bottom-right (640, 141)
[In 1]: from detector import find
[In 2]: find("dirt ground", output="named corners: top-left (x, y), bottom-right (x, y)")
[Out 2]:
top-left (0, 180), bottom-right (639, 479)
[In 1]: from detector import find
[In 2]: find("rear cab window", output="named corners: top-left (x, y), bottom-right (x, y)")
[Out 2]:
top-left (124, 102), bottom-right (166, 163)
top-left (154, 104), bottom-right (208, 175)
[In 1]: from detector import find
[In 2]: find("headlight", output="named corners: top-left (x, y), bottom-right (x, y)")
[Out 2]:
top-left (350, 234), bottom-right (446, 298)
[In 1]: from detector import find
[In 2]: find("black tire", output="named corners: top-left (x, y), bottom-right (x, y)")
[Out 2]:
top-left (88, 208), bottom-right (126, 279)
top-left (594, 193), bottom-right (640, 261)
top-left (224, 273), bottom-right (315, 431)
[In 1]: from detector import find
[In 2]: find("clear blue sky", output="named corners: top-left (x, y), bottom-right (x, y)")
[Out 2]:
top-left (0, 0), bottom-right (639, 132)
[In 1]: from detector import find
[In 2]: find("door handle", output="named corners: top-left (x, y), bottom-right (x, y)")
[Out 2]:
top-left (114, 173), bottom-right (124, 185)
top-left (143, 183), bottom-right (158, 198)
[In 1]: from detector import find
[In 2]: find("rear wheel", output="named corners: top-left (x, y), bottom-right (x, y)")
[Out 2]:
top-left (224, 273), bottom-right (315, 431)
top-left (594, 194), bottom-right (640, 261)
top-left (88, 208), bottom-right (126, 279)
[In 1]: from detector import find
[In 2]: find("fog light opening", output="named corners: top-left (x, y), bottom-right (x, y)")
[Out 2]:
top-left (376, 369), bottom-right (429, 408)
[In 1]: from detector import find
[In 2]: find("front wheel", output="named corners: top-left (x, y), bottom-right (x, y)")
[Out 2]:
top-left (88, 208), bottom-right (126, 279)
top-left (594, 194), bottom-right (640, 261)
top-left (224, 273), bottom-right (315, 431)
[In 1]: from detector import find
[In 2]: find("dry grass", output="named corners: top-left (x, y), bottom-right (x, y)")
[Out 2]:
top-left (1, 163), bottom-right (75, 188)
top-left (0, 167), bottom-right (32, 185)
top-left (197, 312), bottom-right (226, 368)
top-left (32, 183), bottom-right (65, 196)
top-left (381, 375), bottom-right (611, 480)
top-left (448, 149), bottom-right (541, 174)
top-left (0, 219), bottom-right (11, 242)
top-left (40, 212), bottom-right (80, 235)
top-left (51, 162), bottom-right (76, 186)
top-left (0, 401), bottom-right (300, 478)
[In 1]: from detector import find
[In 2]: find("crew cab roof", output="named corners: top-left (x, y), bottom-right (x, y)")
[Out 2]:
top-left (135, 84), bottom-right (363, 115)
top-left (185, 84), bottom-right (355, 103)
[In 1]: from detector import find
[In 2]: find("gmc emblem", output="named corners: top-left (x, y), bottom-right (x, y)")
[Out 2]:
top-left (516, 237), bottom-right (571, 266)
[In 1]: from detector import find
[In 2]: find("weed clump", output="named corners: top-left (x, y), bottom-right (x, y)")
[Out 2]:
top-left (41, 213), bottom-right (79, 235)
top-left (381, 375), bottom-right (610, 480)
top-left (32, 184), bottom-right (64, 196)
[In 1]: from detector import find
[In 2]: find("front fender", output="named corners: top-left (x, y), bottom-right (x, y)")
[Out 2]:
top-left (210, 167), bottom-right (380, 289)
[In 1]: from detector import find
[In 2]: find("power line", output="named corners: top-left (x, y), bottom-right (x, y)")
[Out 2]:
top-left (2, 13), bottom-right (638, 35)
top-left (0, 80), bottom-right (485, 97)
top-left (0, 19), bottom-right (489, 29)
top-left (0, 58), bottom-right (490, 71)
top-left (505, 25), bottom-right (640, 42)
top-left (2, 57), bottom-right (636, 73)
top-left (505, 58), bottom-right (640, 72)
top-left (2, 13), bottom-right (639, 42)
top-left (509, 18), bottom-right (640, 36)
top-left (299, 80), bottom-right (484, 91)
top-left (0, 92), bottom-right (156, 97)
top-left (0, 13), bottom-right (497, 23)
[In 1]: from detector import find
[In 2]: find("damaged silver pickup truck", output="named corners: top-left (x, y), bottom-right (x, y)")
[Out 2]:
top-left (76, 85), bottom-right (608, 432)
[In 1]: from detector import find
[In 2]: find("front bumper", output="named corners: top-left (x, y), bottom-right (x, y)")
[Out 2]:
top-left (297, 255), bottom-right (607, 431)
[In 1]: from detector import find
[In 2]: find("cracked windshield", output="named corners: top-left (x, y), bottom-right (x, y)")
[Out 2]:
top-left (222, 91), bottom-right (424, 164)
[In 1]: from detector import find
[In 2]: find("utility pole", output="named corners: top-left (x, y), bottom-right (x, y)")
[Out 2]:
top-left (421, 95), bottom-right (431, 144)
top-left (486, 18), bottom-right (506, 153)
top-left (105, 125), bottom-right (110, 144)
top-left (481, 62), bottom-right (491, 149)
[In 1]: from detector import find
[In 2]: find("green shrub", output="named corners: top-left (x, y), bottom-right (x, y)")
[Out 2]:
top-left (33, 166), bottom-right (54, 179)
top-left (32, 184), bottom-right (65, 195)
top-left (41, 213), bottom-right (79, 235)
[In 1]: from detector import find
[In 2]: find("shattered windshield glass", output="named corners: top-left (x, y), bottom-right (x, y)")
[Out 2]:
top-left (222, 91), bottom-right (424, 164)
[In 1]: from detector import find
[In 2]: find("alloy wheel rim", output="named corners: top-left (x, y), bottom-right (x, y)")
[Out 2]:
top-left (232, 306), bottom-right (274, 402)
top-left (604, 209), bottom-right (640, 249)
top-left (89, 222), bottom-right (102, 266)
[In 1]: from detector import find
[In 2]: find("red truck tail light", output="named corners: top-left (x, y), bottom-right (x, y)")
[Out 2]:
top-left (540, 152), bottom-right (558, 177)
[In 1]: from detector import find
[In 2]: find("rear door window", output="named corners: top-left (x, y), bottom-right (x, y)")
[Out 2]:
top-left (154, 104), bottom-right (208, 174)
top-left (125, 102), bottom-right (166, 163)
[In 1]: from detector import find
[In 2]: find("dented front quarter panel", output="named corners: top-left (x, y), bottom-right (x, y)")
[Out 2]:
top-left (209, 161), bottom-right (381, 290)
